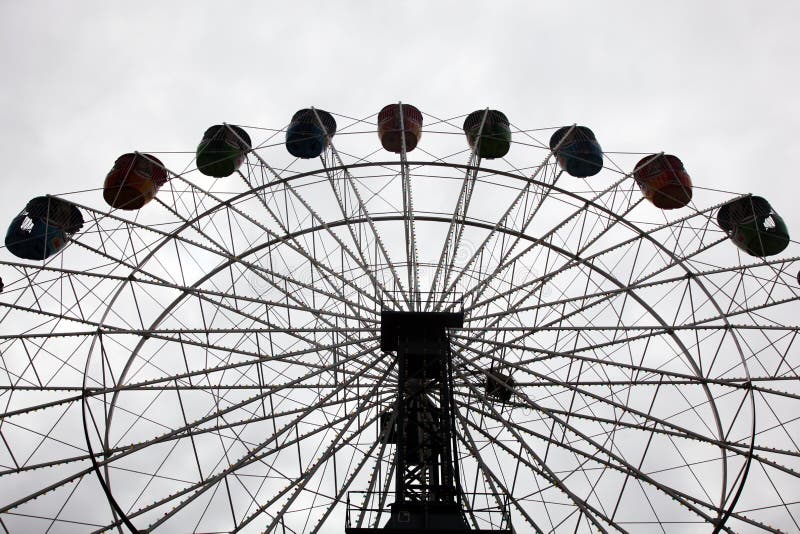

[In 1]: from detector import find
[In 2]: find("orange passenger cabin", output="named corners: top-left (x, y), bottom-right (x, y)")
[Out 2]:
top-left (377, 103), bottom-right (423, 153)
top-left (633, 154), bottom-right (693, 210)
top-left (103, 153), bottom-right (168, 210)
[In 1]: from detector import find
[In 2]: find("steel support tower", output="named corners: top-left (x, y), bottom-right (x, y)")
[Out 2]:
top-left (346, 309), bottom-right (511, 533)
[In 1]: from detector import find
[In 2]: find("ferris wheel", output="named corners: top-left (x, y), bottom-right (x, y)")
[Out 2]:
top-left (0, 104), bottom-right (799, 533)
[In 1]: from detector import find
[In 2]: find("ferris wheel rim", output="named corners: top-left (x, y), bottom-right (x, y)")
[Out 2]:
top-left (75, 158), bottom-right (754, 530)
top-left (2, 112), bottom-right (798, 532)
top-left (0, 157), bottom-right (744, 528)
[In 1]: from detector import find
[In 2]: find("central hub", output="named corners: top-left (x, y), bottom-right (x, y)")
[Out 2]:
top-left (380, 310), bottom-right (464, 352)
top-left (381, 310), bottom-right (464, 381)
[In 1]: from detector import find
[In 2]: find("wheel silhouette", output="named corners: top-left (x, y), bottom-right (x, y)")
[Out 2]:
top-left (1, 106), bottom-right (798, 533)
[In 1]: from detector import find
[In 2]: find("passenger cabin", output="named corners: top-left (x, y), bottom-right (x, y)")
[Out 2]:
top-left (717, 196), bottom-right (790, 257)
top-left (549, 125), bottom-right (603, 177)
top-left (379, 410), bottom-right (398, 444)
top-left (286, 108), bottom-right (337, 159)
top-left (633, 154), bottom-right (693, 209)
top-left (463, 110), bottom-right (511, 159)
top-left (485, 371), bottom-right (515, 403)
top-left (377, 103), bottom-right (422, 153)
top-left (103, 153), bottom-right (168, 210)
top-left (196, 124), bottom-right (251, 177)
top-left (5, 196), bottom-right (84, 260)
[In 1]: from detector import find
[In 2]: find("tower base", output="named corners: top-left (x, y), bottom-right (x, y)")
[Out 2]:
top-left (345, 493), bottom-right (511, 533)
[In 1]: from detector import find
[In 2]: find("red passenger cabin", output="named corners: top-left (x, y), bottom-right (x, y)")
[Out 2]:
top-left (633, 154), bottom-right (693, 210)
top-left (378, 103), bottom-right (423, 153)
top-left (103, 153), bottom-right (168, 210)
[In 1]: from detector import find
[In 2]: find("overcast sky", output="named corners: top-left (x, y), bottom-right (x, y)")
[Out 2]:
top-left (2, 2), bottom-right (800, 532)
top-left (1, 1), bottom-right (799, 230)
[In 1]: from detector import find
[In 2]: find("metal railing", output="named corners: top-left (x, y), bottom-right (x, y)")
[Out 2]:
top-left (345, 491), bottom-right (511, 531)
top-left (380, 290), bottom-right (465, 312)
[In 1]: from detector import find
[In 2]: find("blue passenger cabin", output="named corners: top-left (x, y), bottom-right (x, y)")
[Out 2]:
top-left (286, 109), bottom-right (337, 159)
top-left (549, 125), bottom-right (604, 177)
top-left (5, 196), bottom-right (84, 260)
